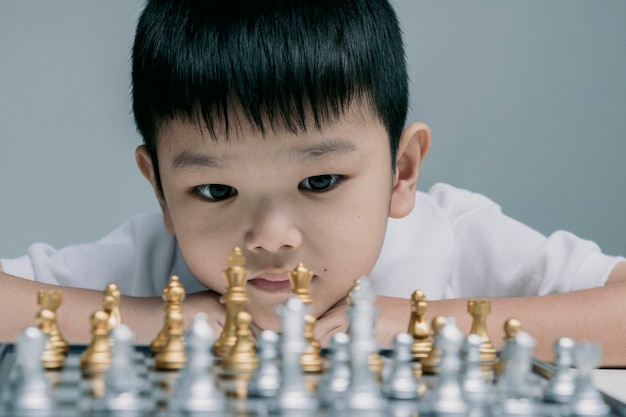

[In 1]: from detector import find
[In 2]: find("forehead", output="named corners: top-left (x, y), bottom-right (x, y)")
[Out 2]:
top-left (155, 101), bottom-right (385, 149)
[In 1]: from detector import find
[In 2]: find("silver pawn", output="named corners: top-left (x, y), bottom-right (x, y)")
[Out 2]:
top-left (99, 324), bottom-right (149, 412)
top-left (318, 331), bottom-right (351, 406)
top-left (462, 333), bottom-right (492, 406)
top-left (496, 331), bottom-right (538, 416)
top-left (271, 296), bottom-right (319, 413)
top-left (569, 342), bottom-right (610, 416)
top-left (383, 332), bottom-right (420, 400)
top-left (543, 337), bottom-right (576, 403)
top-left (248, 329), bottom-right (281, 398)
top-left (10, 327), bottom-right (54, 413)
top-left (172, 313), bottom-right (225, 413)
top-left (428, 317), bottom-right (469, 416)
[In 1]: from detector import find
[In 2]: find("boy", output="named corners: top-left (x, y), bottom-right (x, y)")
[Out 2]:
top-left (1, 0), bottom-right (625, 365)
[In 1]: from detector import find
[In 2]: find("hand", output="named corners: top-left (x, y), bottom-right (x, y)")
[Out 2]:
top-left (313, 297), bottom-right (350, 347)
top-left (183, 290), bottom-right (227, 338)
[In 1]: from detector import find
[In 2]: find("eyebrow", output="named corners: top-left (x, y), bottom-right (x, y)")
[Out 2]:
top-left (172, 151), bottom-right (227, 170)
top-left (171, 138), bottom-right (359, 170)
top-left (293, 138), bottom-right (359, 160)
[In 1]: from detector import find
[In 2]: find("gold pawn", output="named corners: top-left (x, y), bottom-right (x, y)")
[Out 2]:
top-left (37, 290), bottom-right (68, 356)
top-left (421, 315), bottom-right (448, 374)
top-left (103, 283), bottom-right (122, 332)
top-left (222, 310), bottom-right (259, 373)
top-left (151, 275), bottom-right (185, 355)
top-left (408, 289), bottom-right (432, 361)
top-left (36, 308), bottom-right (65, 369)
top-left (214, 248), bottom-right (249, 359)
top-left (154, 309), bottom-right (187, 370)
top-left (81, 310), bottom-right (111, 372)
top-left (494, 317), bottom-right (522, 376)
top-left (468, 299), bottom-right (498, 372)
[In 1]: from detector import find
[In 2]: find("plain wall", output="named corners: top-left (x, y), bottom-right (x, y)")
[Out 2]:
top-left (1, 1), bottom-right (624, 259)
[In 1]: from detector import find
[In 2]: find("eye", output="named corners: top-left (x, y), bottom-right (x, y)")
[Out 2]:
top-left (299, 174), bottom-right (343, 192)
top-left (193, 184), bottom-right (238, 201)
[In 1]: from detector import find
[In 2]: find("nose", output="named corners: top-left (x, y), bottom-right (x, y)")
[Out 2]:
top-left (244, 198), bottom-right (303, 253)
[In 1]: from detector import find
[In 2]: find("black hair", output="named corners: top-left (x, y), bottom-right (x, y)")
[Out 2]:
top-left (132, 0), bottom-right (408, 186)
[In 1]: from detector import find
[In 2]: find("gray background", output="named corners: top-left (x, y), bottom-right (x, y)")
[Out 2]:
top-left (1, 1), bottom-right (624, 259)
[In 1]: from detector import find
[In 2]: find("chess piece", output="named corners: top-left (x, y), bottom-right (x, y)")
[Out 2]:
top-left (318, 331), bottom-right (351, 405)
top-left (37, 289), bottom-right (68, 356)
top-left (496, 331), bottom-right (539, 416)
top-left (383, 332), bottom-right (420, 400)
top-left (154, 308), bottom-right (187, 370)
top-left (421, 315), bottom-right (447, 374)
top-left (569, 342), bottom-right (610, 416)
top-left (9, 327), bottom-right (54, 412)
top-left (81, 310), bottom-right (112, 372)
top-left (36, 307), bottom-right (66, 369)
top-left (289, 263), bottom-right (323, 373)
top-left (494, 317), bottom-right (522, 377)
top-left (345, 277), bottom-right (387, 411)
top-left (248, 330), bottom-right (281, 398)
top-left (462, 333), bottom-right (493, 406)
top-left (213, 247), bottom-right (249, 359)
top-left (172, 313), bottom-right (226, 413)
top-left (103, 283), bottom-right (122, 332)
top-left (151, 275), bottom-right (185, 356)
top-left (543, 337), bottom-right (576, 403)
top-left (222, 310), bottom-right (259, 373)
top-left (428, 317), bottom-right (469, 416)
top-left (408, 289), bottom-right (432, 362)
top-left (468, 299), bottom-right (498, 377)
top-left (97, 324), bottom-right (150, 412)
top-left (271, 295), bottom-right (319, 413)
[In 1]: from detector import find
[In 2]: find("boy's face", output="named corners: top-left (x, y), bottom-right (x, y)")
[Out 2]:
top-left (137, 105), bottom-right (428, 331)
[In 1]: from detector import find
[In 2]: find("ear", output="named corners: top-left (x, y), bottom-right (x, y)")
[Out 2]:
top-left (135, 145), bottom-right (175, 234)
top-left (389, 122), bottom-right (431, 218)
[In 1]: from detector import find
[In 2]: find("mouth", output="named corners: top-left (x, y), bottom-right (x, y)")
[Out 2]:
top-left (247, 271), bottom-right (317, 293)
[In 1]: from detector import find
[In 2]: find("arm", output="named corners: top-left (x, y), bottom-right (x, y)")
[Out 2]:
top-left (0, 269), bottom-right (226, 344)
top-left (375, 261), bottom-right (626, 367)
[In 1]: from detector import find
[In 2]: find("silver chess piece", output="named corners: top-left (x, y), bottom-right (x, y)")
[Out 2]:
top-left (383, 332), bottom-right (420, 400)
top-left (495, 330), bottom-right (539, 416)
top-left (248, 329), bottom-right (281, 398)
top-left (462, 333), bottom-right (493, 406)
top-left (9, 327), bottom-right (55, 413)
top-left (98, 324), bottom-right (151, 412)
top-left (427, 317), bottom-right (469, 416)
top-left (543, 337), bottom-right (576, 403)
top-left (271, 295), bottom-right (319, 413)
top-left (569, 342), bottom-right (610, 416)
top-left (172, 313), bottom-right (226, 413)
top-left (318, 331), bottom-right (351, 406)
top-left (344, 277), bottom-right (387, 411)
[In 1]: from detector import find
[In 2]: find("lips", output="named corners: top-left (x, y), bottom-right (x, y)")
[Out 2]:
top-left (247, 278), bottom-right (293, 292)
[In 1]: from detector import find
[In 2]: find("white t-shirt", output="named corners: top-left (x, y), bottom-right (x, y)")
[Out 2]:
top-left (2, 183), bottom-right (622, 299)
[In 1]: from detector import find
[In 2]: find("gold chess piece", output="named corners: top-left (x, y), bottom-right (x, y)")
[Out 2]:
top-left (151, 275), bottom-right (185, 355)
top-left (289, 263), bottom-right (323, 373)
top-left (103, 283), bottom-right (122, 332)
top-left (494, 317), bottom-right (522, 377)
top-left (468, 299), bottom-right (498, 374)
top-left (222, 310), bottom-right (259, 373)
top-left (81, 310), bottom-right (111, 372)
top-left (214, 247), bottom-right (249, 360)
top-left (154, 309), bottom-right (187, 370)
top-left (421, 315), bottom-right (447, 374)
top-left (36, 308), bottom-right (65, 369)
top-left (37, 290), bottom-right (68, 356)
top-left (408, 289), bottom-right (432, 361)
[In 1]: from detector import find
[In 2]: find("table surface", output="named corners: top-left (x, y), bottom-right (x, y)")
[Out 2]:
top-left (594, 369), bottom-right (626, 402)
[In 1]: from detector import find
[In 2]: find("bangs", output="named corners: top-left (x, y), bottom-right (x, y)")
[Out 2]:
top-left (132, 0), bottom-right (407, 145)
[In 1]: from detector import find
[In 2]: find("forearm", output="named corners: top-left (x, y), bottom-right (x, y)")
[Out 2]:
top-left (0, 271), bottom-right (163, 344)
top-left (376, 281), bottom-right (626, 367)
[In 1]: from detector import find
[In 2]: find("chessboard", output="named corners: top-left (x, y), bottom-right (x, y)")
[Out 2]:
top-left (2, 248), bottom-right (625, 416)
top-left (0, 342), bottom-right (624, 417)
